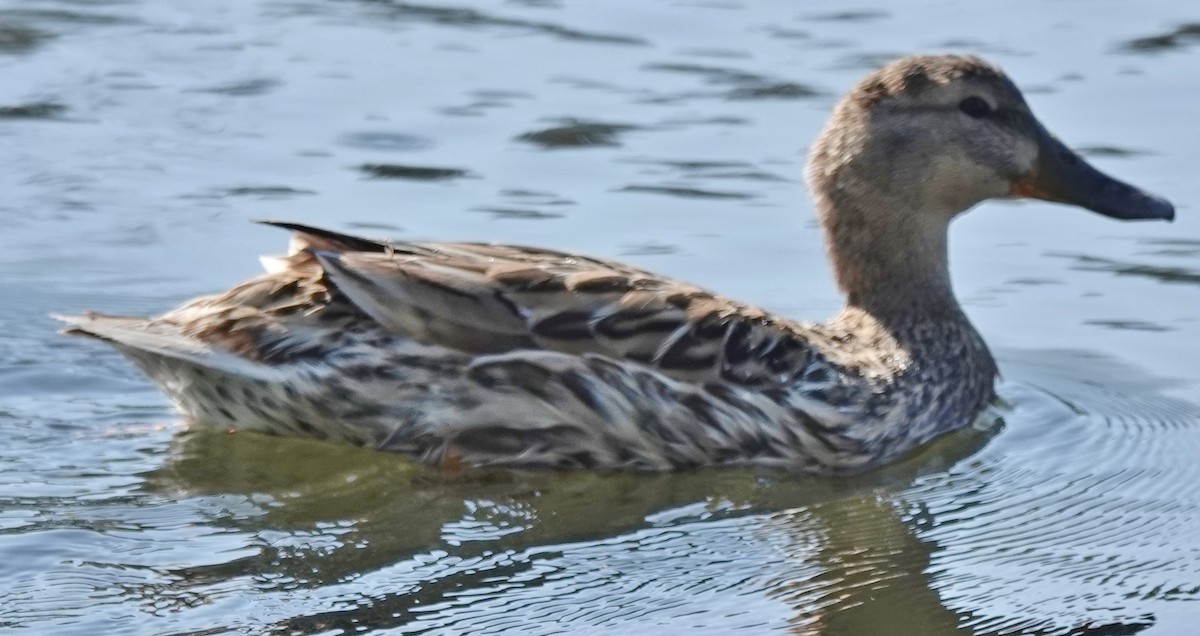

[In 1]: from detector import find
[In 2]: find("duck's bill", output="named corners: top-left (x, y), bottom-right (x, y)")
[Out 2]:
top-left (1012, 125), bottom-right (1174, 222)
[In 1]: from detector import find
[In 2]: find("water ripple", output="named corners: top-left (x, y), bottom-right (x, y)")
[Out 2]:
top-left (516, 119), bottom-right (643, 149)
top-left (352, 0), bottom-right (648, 46)
top-left (891, 352), bottom-right (1200, 633)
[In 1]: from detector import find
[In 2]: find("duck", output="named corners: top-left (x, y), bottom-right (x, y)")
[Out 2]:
top-left (57, 55), bottom-right (1174, 473)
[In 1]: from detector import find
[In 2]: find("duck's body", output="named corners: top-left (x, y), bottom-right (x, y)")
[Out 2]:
top-left (59, 55), bottom-right (1173, 473)
top-left (65, 225), bottom-right (994, 472)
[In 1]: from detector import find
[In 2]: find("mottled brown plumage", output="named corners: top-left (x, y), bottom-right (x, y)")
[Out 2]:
top-left (851, 55), bottom-right (1012, 106)
top-left (58, 55), bottom-right (1174, 473)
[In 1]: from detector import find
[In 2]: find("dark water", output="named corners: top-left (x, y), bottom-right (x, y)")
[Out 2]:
top-left (2, 0), bottom-right (1199, 634)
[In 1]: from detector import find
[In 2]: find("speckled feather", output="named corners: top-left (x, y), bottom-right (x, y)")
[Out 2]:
top-left (58, 219), bottom-right (994, 473)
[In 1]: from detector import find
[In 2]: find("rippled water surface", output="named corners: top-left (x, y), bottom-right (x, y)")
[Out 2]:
top-left (2, 0), bottom-right (1199, 634)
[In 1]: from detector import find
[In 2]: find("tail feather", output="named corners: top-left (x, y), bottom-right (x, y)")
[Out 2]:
top-left (54, 313), bottom-right (284, 382)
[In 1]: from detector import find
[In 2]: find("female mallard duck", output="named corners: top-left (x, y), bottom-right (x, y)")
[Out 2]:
top-left (59, 55), bottom-right (1173, 473)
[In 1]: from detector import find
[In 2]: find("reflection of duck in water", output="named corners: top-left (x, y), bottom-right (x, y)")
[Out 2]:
top-left (58, 55), bottom-right (1174, 472)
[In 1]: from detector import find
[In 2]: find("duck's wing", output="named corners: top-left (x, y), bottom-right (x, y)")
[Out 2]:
top-left (267, 222), bottom-right (815, 388)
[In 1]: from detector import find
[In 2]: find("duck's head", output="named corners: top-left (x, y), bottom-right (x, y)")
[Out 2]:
top-left (808, 54), bottom-right (1174, 222)
top-left (807, 55), bottom-right (1174, 313)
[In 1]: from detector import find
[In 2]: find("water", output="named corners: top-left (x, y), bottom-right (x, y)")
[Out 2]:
top-left (1, 0), bottom-right (1198, 633)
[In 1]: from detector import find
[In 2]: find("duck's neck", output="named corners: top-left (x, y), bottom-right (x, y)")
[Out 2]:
top-left (811, 177), bottom-right (998, 444)
top-left (816, 187), bottom-right (964, 328)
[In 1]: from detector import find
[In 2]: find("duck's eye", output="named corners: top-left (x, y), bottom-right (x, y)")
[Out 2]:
top-left (958, 96), bottom-right (993, 118)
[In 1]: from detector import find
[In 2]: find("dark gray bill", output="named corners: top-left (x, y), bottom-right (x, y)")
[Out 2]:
top-left (1012, 125), bottom-right (1174, 222)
